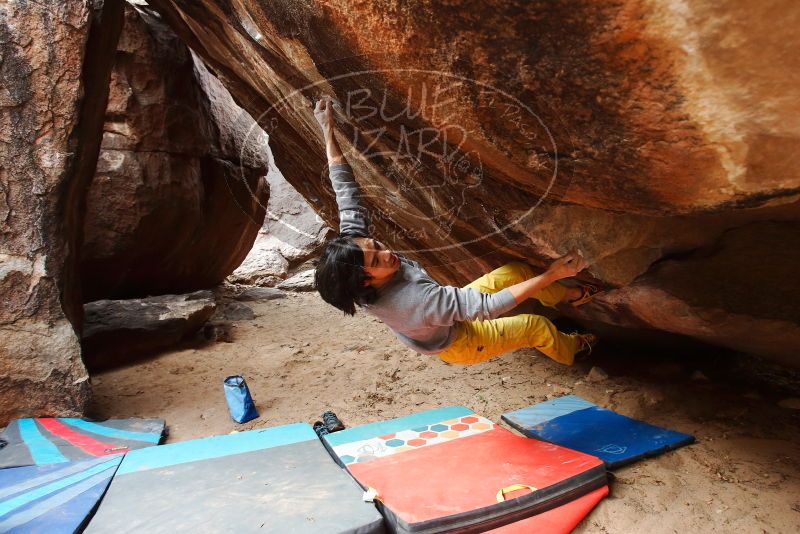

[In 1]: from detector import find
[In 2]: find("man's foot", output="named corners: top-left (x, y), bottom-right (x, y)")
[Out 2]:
top-left (574, 333), bottom-right (599, 358)
top-left (567, 284), bottom-right (603, 307)
top-left (322, 410), bottom-right (345, 433)
top-left (313, 421), bottom-right (330, 437)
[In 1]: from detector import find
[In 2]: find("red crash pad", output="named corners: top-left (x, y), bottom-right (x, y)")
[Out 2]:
top-left (488, 485), bottom-right (609, 533)
top-left (349, 427), bottom-right (604, 524)
top-left (325, 406), bottom-right (608, 532)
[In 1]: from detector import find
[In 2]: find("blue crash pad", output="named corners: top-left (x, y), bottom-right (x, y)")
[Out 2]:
top-left (0, 455), bottom-right (122, 533)
top-left (502, 395), bottom-right (694, 469)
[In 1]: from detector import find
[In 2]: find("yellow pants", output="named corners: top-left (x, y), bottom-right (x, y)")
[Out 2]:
top-left (436, 262), bottom-right (580, 366)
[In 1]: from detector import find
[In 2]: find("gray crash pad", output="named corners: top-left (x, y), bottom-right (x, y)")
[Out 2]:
top-left (85, 423), bottom-right (384, 533)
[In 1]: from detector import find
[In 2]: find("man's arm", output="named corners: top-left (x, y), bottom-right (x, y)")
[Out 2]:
top-left (422, 283), bottom-right (518, 326)
top-left (506, 252), bottom-right (587, 304)
top-left (424, 252), bottom-right (589, 326)
top-left (321, 106), bottom-right (345, 166)
top-left (314, 96), bottom-right (370, 237)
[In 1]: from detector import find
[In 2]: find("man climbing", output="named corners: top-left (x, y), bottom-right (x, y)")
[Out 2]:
top-left (312, 96), bottom-right (599, 366)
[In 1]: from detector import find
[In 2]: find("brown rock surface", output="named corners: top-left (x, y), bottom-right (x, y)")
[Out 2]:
top-left (229, 144), bottom-right (332, 286)
top-left (148, 0), bottom-right (800, 365)
top-left (82, 290), bottom-right (216, 372)
top-left (80, 5), bottom-right (269, 301)
top-left (0, 0), bottom-right (124, 423)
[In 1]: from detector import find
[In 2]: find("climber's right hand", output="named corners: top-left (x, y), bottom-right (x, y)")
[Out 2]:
top-left (314, 96), bottom-right (334, 133)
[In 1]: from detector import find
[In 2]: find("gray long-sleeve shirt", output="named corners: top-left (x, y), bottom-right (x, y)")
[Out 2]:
top-left (330, 163), bottom-right (518, 355)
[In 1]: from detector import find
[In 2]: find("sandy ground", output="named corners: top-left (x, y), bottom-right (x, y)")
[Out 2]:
top-left (90, 290), bottom-right (800, 533)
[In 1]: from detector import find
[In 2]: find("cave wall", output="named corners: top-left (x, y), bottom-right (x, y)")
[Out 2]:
top-left (0, 0), bottom-right (124, 422)
top-left (0, 0), bottom-right (272, 423)
top-left (0, 0), bottom-right (796, 427)
top-left (147, 0), bottom-right (800, 365)
top-left (80, 5), bottom-right (269, 301)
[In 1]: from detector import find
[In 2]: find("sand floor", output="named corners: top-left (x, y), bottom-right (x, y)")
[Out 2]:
top-left (90, 290), bottom-right (800, 533)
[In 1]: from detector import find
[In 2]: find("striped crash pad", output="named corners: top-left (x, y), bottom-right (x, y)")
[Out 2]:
top-left (85, 424), bottom-right (384, 533)
top-left (0, 418), bottom-right (165, 469)
top-left (0, 455), bottom-right (122, 533)
top-left (502, 395), bottom-right (695, 469)
top-left (324, 406), bottom-right (608, 533)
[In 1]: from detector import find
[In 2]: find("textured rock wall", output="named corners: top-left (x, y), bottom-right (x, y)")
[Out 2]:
top-left (82, 290), bottom-right (217, 371)
top-left (80, 5), bottom-right (269, 301)
top-left (0, 0), bottom-right (124, 422)
top-left (148, 0), bottom-right (799, 365)
top-left (230, 142), bottom-right (332, 286)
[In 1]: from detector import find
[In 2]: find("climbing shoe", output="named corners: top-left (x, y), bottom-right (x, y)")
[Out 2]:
top-left (574, 333), bottom-right (599, 358)
top-left (322, 410), bottom-right (345, 433)
top-left (569, 283), bottom-right (603, 307)
top-left (313, 421), bottom-right (330, 437)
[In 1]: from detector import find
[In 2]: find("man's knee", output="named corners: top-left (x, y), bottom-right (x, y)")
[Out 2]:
top-left (518, 313), bottom-right (554, 336)
top-left (503, 261), bottom-right (535, 281)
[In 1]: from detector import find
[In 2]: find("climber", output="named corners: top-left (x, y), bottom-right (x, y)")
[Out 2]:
top-left (312, 96), bottom-right (600, 366)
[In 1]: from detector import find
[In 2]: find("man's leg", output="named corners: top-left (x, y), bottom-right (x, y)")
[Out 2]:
top-left (438, 314), bottom-right (580, 366)
top-left (464, 261), bottom-right (568, 308)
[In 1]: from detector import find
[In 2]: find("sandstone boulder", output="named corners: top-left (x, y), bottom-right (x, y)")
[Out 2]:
top-left (80, 5), bottom-right (269, 301)
top-left (235, 287), bottom-right (286, 302)
top-left (211, 301), bottom-right (256, 322)
top-left (147, 0), bottom-right (800, 365)
top-left (82, 290), bottom-right (216, 371)
top-left (229, 145), bottom-right (332, 286)
top-left (0, 0), bottom-right (124, 423)
top-left (277, 269), bottom-right (316, 292)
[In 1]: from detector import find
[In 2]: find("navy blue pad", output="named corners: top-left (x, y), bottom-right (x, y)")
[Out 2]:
top-left (502, 395), bottom-right (694, 469)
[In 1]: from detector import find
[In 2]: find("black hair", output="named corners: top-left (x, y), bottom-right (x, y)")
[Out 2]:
top-left (314, 235), bottom-right (378, 315)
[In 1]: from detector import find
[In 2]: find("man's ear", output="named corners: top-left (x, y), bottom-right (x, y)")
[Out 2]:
top-left (362, 272), bottom-right (374, 287)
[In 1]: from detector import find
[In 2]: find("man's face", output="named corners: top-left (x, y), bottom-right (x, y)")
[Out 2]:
top-left (354, 237), bottom-right (400, 287)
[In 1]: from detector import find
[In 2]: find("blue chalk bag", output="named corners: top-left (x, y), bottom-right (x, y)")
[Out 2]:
top-left (223, 375), bottom-right (259, 423)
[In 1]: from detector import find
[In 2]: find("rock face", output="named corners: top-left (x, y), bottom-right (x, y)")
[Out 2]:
top-left (80, 5), bottom-right (269, 301)
top-left (148, 0), bottom-right (800, 366)
top-left (235, 287), bottom-right (286, 302)
top-left (0, 0), bottom-right (124, 423)
top-left (82, 290), bottom-right (216, 371)
top-left (229, 146), bottom-right (332, 286)
top-left (276, 269), bottom-right (316, 292)
top-left (211, 301), bottom-right (255, 322)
